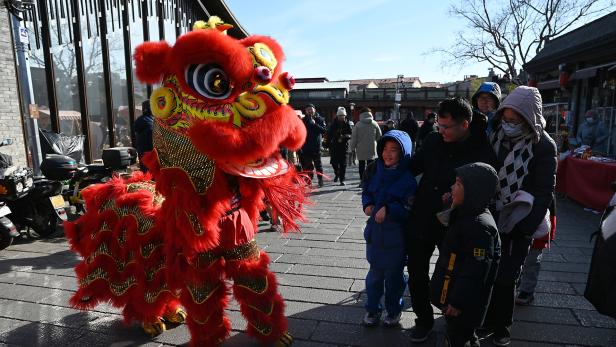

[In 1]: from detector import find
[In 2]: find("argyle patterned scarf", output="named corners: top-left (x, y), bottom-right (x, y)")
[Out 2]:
top-left (490, 128), bottom-right (534, 211)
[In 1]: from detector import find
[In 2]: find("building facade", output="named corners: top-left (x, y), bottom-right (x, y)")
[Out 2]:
top-left (2, 0), bottom-right (247, 167)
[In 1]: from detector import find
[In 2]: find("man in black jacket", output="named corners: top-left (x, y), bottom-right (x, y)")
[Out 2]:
top-left (407, 97), bottom-right (497, 342)
top-left (134, 100), bottom-right (154, 172)
top-left (398, 112), bottom-right (419, 142)
top-left (299, 104), bottom-right (327, 187)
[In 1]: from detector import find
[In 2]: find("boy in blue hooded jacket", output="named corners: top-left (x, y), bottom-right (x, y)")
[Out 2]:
top-left (361, 130), bottom-right (417, 327)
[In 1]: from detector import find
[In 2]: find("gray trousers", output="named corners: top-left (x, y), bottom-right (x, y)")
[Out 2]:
top-left (518, 247), bottom-right (543, 293)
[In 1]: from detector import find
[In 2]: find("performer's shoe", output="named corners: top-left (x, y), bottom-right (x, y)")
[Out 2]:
top-left (142, 319), bottom-right (166, 336)
top-left (273, 332), bottom-right (294, 347)
top-left (162, 308), bottom-right (187, 324)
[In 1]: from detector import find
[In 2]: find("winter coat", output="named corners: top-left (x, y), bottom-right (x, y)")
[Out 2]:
top-left (408, 116), bottom-right (497, 244)
top-left (327, 119), bottom-right (353, 163)
top-left (430, 163), bottom-right (501, 328)
top-left (585, 196), bottom-right (616, 319)
top-left (362, 130), bottom-right (417, 269)
top-left (576, 119), bottom-right (609, 154)
top-left (351, 112), bottom-right (382, 161)
top-left (300, 113), bottom-right (327, 155)
top-left (491, 86), bottom-right (557, 240)
top-left (399, 117), bottom-right (419, 141)
top-left (134, 113), bottom-right (154, 156)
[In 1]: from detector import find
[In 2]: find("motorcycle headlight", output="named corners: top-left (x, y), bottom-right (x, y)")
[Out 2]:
top-left (15, 182), bottom-right (23, 193)
top-left (25, 177), bottom-right (33, 188)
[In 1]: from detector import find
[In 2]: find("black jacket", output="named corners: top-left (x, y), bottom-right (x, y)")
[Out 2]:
top-left (134, 114), bottom-right (154, 155)
top-left (327, 119), bottom-right (353, 159)
top-left (430, 163), bottom-right (501, 328)
top-left (300, 114), bottom-right (327, 155)
top-left (416, 120), bottom-right (437, 149)
top-left (408, 119), bottom-right (497, 244)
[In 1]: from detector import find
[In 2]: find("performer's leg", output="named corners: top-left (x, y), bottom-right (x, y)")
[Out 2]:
top-left (179, 259), bottom-right (231, 347)
top-left (227, 250), bottom-right (292, 345)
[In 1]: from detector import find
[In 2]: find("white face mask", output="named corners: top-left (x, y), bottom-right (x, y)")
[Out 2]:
top-left (502, 120), bottom-right (525, 138)
top-left (586, 117), bottom-right (595, 124)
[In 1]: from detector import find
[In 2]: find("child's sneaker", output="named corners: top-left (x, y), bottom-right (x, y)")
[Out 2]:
top-left (382, 312), bottom-right (402, 327)
top-left (515, 291), bottom-right (535, 305)
top-left (362, 311), bottom-right (381, 327)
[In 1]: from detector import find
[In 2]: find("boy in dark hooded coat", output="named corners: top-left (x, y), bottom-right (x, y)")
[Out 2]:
top-left (430, 162), bottom-right (501, 346)
top-left (361, 130), bottom-right (417, 327)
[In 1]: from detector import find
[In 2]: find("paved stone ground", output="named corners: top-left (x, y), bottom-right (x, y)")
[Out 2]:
top-left (0, 159), bottom-right (615, 346)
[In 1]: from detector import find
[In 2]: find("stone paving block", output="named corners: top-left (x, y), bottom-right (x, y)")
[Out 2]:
top-left (69, 331), bottom-right (163, 347)
top-left (511, 321), bottom-right (616, 346)
top-left (263, 245), bottom-right (310, 255)
top-left (0, 282), bottom-right (60, 303)
top-left (305, 247), bottom-right (366, 259)
top-left (540, 261), bottom-right (590, 273)
top-left (0, 321), bottom-right (85, 346)
top-left (573, 309), bottom-right (616, 329)
top-left (0, 299), bottom-right (95, 328)
top-left (533, 293), bottom-right (596, 310)
top-left (276, 273), bottom-right (354, 291)
top-left (540, 253), bottom-right (567, 263)
top-left (0, 318), bottom-right (30, 335)
top-left (310, 321), bottom-right (413, 346)
top-left (562, 254), bottom-right (592, 264)
top-left (545, 246), bottom-right (585, 256)
top-left (285, 239), bottom-right (361, 250)
top-left (278, 285), bottom-right (361, 306)
top-left (300, 234), bottom-right (343, 242)
top-left (534, 281), bottom-right (576, 295)
top-left (553, 239), bottom-right (594, 248)
top-left (538, 271), bottom-right (589, 283)
top-left (7, 272), bottom-right (75, 291)
top-left (287, 264), bottom-right (367, 280)
top-left (513, 306), bottom-right (578, 325)
top-left (276, 254), bottom-right (369, 269)
top-left (268, 262), bottom-right (293, 274)
top-left (570, 283), bottom-right (587, 296)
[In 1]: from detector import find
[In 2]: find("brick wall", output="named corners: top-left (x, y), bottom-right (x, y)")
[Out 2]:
top-left (0, 3), bottom-right (27, 168)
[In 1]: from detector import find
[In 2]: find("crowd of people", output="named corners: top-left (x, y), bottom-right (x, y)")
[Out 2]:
top-left (294, 83), bottom-right (557, 346)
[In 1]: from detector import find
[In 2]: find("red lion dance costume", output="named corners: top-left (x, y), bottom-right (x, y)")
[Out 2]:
top-left (64, 17), bottom-right (307, 347)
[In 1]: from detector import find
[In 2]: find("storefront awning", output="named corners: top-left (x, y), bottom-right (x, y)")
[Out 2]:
top-left (38, 108), bottom-right (82, 121)
top-left (570, 61), bottom-right (616, 80)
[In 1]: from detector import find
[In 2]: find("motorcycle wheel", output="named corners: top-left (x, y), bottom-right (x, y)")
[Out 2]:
top-left (30, 203), bottom-right (60, 238)
top-left (0, 233), bottom-right (12, 251)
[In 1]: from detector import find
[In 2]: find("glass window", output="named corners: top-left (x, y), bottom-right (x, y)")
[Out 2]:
top-left (129, 0), bottom-right (149, 125)
top-left (25, 4), bottom-right (51, 131)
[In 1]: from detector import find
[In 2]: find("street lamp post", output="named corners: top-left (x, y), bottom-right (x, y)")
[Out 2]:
top-left (394, 74), bottom-right (403, 122)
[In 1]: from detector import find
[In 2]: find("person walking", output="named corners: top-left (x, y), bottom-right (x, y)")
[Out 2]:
top-left (134, 100), bottom-right (154, 172)
top-left (361, 130), bottom-right (417, 327)
top-left (351, 107), bottom-right (382, 187)
top-left (483, 86), bottom-right (557, 346)
top-left (406, 97), bottom-right (496, 343)
top-left (327, 107), bottom-right (353, 186)
top-left (299, 104), bottom-right (327, 187)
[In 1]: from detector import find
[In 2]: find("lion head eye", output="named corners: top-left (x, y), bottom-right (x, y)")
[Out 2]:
top-left (185, 64), bottom-right (232, 99)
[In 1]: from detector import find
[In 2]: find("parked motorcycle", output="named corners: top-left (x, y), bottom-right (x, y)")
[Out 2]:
top-left (0, 138), bottom-right (67, 246)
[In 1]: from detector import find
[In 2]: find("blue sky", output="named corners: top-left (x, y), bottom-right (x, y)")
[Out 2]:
top-left (226, 0), bottom-right (493, 83)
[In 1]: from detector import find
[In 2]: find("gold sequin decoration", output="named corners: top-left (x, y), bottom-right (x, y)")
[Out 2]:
top-left (153, 121), bottom-right (216, 194)
top-left (141, 240), bottom-right (164, 259)
top-left (235, 275), bottom-right (268, 295)
top-left (144, 284), bottom-right (170, 303)
top-left (86, 243), bottom-right (111, 264)
top-left (186, 212), bottom-right (204, 236)
top-left (109, 276), bottom-right (137, 296)
top-left (98, 198), bottom-right (156, 236)
top-left (193, 240), bottom-right (259, 268)
top-left (118, 228), bottom-right (127, 246)
top-left (248, 320), bottom-right (273, 336)
top-left (80, 267), bottom-right (107, 287)
top-left (145, 261), bottom-right (166, 282)
top-left (187, 282), bottom-right (221, 305)
top-left (246, 302), bottom-right (274, 315)
top-left (127, 182), bottom-right (165, 207)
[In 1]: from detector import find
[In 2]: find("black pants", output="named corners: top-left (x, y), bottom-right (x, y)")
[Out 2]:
top-left (484, 234), bottom-right (532, 338)
top-left (331, 162), bottom-right (347, 182)
top-left (299, 152), bottom-right (323, 181)
top-left (446, 316), bottom-right (479, 347)
top-left (406, 234), bottom-right (443, 329)
top-left (358, 159), bottom-right (374, 181)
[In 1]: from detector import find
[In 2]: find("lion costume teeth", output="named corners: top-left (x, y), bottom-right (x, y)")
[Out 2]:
top-left (65, 16), bottom-right (307, 347)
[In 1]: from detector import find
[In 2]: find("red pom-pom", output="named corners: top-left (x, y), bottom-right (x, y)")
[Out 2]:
top-left (134, 41), bottom-right (171, 84)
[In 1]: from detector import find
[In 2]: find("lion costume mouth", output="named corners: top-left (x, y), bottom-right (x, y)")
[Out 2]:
top-left (220, 155), bottom-right (289, 178)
